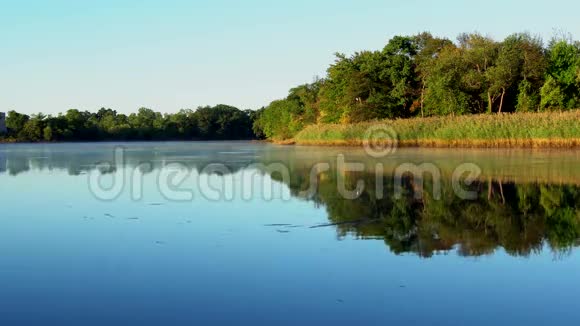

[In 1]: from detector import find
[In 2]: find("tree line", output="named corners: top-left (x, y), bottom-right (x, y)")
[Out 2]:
top-left (1, 105), bottom-right (259, 142)
top-left (3, 32), bottom-right (579, 143)
top-left (253, 32), bottom-right (580, 139)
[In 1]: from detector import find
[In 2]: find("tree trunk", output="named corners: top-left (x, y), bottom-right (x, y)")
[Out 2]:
top-left (498, 88), bottom-right (506, 114)
top-left (487, 92), bottom-right (493, 113)
top-left (498, 179), bottom-right (505, 204)
top-left (420, 83), bottom-right (425, 118)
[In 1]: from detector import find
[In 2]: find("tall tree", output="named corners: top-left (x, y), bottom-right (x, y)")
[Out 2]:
top-left (6, 111), bottom-right (30, 134)
top-left (423, 44), bottom-right (471, 115)
top-left (541, 38), bottom-right (580, 110)
top-left (458, 33), bottom-right (500, 113)
top-left (413, 32), bottom-right (453, 117)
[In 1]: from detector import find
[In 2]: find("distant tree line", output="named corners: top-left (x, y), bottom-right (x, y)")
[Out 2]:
top-left (1, 105), bottom-right (259, 142)
top-left (253, 32), bottom-right (580, 139)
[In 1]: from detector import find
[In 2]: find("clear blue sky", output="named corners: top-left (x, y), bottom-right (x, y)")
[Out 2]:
top-left (1, 0), bottom-right (579, 115)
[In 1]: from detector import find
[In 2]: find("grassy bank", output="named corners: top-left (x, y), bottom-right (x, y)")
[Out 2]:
top-left (291, 110), bottom-right (580, 148)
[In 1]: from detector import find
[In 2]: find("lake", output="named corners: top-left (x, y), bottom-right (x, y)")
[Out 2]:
top-left (0, 142), bottom-right (579, 325)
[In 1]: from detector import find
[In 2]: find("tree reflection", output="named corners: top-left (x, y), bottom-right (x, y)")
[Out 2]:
top-left (0, 143), bottom-right (258, 176)
top-left (2, 143), bottom-right (579, 258)
top-left (272, 166), bottom-right (580, 258)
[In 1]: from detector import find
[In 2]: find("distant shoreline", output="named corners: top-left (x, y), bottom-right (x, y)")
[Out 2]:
top-left (0, 139), bottom-right (262, 145)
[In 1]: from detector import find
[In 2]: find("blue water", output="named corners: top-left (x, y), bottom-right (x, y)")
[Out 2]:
top-left (0, 142), bottom-right (579, 325)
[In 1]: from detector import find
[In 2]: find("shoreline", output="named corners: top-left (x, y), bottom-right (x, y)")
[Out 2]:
top-left (276, 138), bottom-right (580, 148)
top-left (282, 111), bottom-right (580, 149)
top-left (2, 138), bottom-right (579, 149)
top-left (0, 139), bottom-right (261, 145)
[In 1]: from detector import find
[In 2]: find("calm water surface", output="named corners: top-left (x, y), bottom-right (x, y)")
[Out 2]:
top-left (0, 142), bottom-right (579, 325)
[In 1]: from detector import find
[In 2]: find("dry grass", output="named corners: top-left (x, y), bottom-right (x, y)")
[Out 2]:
top-left (291, 138), bottom-right (580, 148)
top-left (292, 110), bottom-right (580, 148)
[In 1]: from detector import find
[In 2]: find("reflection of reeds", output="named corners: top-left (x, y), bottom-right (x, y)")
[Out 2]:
top-left (261, 148), bottom-right (580, 186)
top-left (293, 110), bottom-right (580, 148)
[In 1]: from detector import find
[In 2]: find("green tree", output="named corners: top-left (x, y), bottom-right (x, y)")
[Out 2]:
top-left (43, 126), bottom-right (53, 141)
top-left (6, 110), bottom-right (30, 136)
top-left (423, 44), bottom-right (471, 115)
top-left (413, 32), bottom-right (453, 117)
top-left (319, 36), bottom-right (418, 123)
top-left (541, 38), bottom-right (580, 110)
top-left (540, 76), bottom-right (566, 109)
top-left (458, 33), bottom-right (500, 113)
top-left (514, 34), bottom-right (547, 112)
top-left (19, 115), bottom-right (44, 141)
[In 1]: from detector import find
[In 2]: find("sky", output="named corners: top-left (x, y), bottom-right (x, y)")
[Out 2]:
top-left (1, 0), bottom-right (579, 115)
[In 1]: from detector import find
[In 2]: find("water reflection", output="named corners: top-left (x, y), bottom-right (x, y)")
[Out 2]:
top-left (1, 142), bottom-right (579, 258)
top-left (0, 142), bottom-right (261, 176)
top-left (276, 169), bottom-right (580, 257)
top-left (260, 148), bottom-right (580, 258)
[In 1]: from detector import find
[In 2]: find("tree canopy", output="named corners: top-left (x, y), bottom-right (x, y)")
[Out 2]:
top-left (255, 32), bottom-right (580, 140)
top-left (3, 31), bottom-right (579, 143)
top-left (1, 105), bottom-right (258, 142)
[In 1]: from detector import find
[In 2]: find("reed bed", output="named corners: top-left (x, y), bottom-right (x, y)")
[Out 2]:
top-left (293, 110), bottom-right (580, 148)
